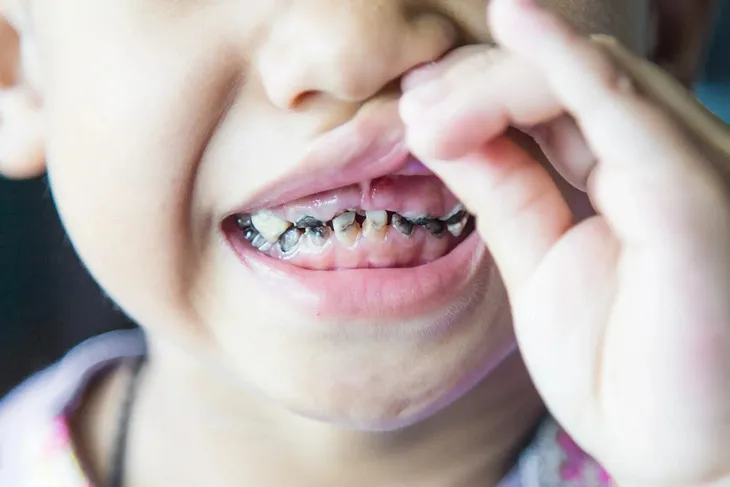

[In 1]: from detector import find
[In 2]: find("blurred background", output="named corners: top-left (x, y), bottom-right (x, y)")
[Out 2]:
top-left (1, 7), bottom-right (729, 396)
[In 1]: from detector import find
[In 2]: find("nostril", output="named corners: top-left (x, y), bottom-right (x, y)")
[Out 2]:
top-left (287, 90), bottom-right (319, 110)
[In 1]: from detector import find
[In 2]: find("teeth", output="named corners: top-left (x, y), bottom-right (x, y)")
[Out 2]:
top-left (241, 227), bottom-right (258, 242)
top-left (279, 227), bottom-right (302, 253)
top-left (251, 233), bottom-right (270, 249)
top-left (251, 211), bottom-right (292, 243)
top-left (422, 219), bottom-right (446, 238)
top-left (332, 212), bottom-right (360, 246)
top-left (363, 210), bottom-right (388, 241)
top-left (443, 204), bottom-right (465, 223)
top-left (295, 216), bottom-right (324, 229)
top-left (236, 214), bottom-right (252, 229)
top-left (444, 209), bottom-right (468, 226)
top-left (391, 214), bottom-right (414, 237)
top-left (447, 213), bottom-right (469, 237)
top-left (306, 225), bottom-right (331, 247)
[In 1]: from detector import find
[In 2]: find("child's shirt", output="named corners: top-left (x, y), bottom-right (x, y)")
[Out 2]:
top-left (0, 331), bottom-right (613, 487)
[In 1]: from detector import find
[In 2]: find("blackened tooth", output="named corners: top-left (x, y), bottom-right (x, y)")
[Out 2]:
top-left (236, 214), bottom-right (252, 229)
top-left (306, 225), bottom-right (331, 247)
top-left (423, 219), bottom-right (446, 238)
top-left (242, 227), bottom-right (258, 242)
top-left (279, 227), bottom-right (302, 253)
top-left (392, 214), bottom-right (414, 237)
top-left (296, 216), bottom-right (324, 229)
top-left (410, 215), bottom-right (433, 226)
top-left (445, 210), bottom-right (467, 226)
top-left (251, 233), bottom-right (269, 249)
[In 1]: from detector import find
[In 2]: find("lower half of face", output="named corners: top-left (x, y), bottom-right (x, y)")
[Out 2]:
top-left (41, 0), bottom-right (649, 429)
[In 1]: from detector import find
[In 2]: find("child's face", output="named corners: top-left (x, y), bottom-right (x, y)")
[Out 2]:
top-left (6, 0), bottom-right (655, 427)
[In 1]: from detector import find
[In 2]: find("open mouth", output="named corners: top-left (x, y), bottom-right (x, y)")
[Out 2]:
top-left (220, 101), bottom-right (489, 320)
top-left (223, 171), bottom-right (475, 271)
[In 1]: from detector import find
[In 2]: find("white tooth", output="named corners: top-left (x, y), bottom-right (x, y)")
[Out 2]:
top-left (332, 212), bottom-right (360, 246)
top-left (447, 214), bottom-right (469, 237)
top-left (363, 210), bottom-right (388, 241)
top-left (365, 210), bottom-right (387, 229)
top-left (251, 211), bottom-right (292, 243)
top-left (443, 203), bottom-right (465, 221)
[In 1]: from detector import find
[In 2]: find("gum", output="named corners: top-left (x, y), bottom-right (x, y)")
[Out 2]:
top-left (269, 175), bottom-right (461, 223)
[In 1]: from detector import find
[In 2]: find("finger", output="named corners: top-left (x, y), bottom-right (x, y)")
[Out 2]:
top-left (488, 0), bottom-right (729, 245)
top-left (414, 135), bottom-right (574, 294)
top-left (594, 36), bottom-right (730, 171)
top-left (489, 0), bottom-right (711, 180)
top-left (400, 46), bottom-right (562, 161)
top-left (531, 115), bottom-right (595, 191)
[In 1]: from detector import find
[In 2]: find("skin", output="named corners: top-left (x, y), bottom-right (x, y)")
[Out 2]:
top-left (0, 0), bottom-right (723, 486)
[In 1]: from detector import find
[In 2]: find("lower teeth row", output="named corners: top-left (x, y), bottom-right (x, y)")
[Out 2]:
top-left (235, 208), bottom-right (471, 253)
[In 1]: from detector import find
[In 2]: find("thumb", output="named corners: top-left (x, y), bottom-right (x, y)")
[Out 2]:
top-left (414, 135), bottom-right (574, 295)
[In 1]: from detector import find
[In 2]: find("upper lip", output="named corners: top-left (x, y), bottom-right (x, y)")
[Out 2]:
top-left (226, 99), bottom-right (415, 215)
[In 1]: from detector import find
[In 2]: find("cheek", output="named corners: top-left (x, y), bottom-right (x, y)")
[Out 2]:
top-left (40, 9), bottom-right (238, 333)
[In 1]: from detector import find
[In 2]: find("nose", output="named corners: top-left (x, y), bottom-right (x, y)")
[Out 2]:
top-left (256, 1), bottom-right (457, 108)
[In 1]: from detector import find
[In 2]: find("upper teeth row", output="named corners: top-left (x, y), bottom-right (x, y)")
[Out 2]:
top-left (236, 206), bottom-right (470, 252)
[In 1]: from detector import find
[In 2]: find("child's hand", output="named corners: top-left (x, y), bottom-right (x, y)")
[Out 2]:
top-left (400, 0), bottom-right (730, 485)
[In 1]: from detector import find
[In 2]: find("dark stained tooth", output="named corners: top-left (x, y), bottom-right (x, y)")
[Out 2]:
top-left (237, 214), bottom-right (252, 229)
top-left (295, 216), bottom-right (324, 229)
top-left (306, 225), bottom-right (331, 247)
top-left (445, 210), bottom-right (467, 226)
top-left (409, 215), bottom-right (433, 226)
top-left (423, 219), bottom-right (446, 238)
top-left (242, 227), bottom-right (258, 242)
top-left (279, 227), bottom-right (302, 253)
top-left (251, 233), bottom-right (269, 249)
top-left (391, 214), bottom-right (414, 237)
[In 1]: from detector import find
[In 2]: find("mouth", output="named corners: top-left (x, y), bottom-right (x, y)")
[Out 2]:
top-left (222, 100), bottom-right (489, 319)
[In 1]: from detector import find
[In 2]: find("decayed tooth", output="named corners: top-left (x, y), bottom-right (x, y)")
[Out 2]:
top-left (306, 225), bottom-right (331, 247)
top-left (241, 227), bottom-right (258, 242)
top-left (391, 214), bottom-right (414, 237)
top-left (279, 227), bottom-right (302, 253)
top-left (363, 210), bottom-right (388, 241)
top-left (445, 210), bottom-right (467, 226)
top-left (332, 212), bottom-right (360, 246)
top-left (295, 216), bottom-right (324, 229)
top-left (423, 219), bottom-right (446, 238)
top-left (443, 204), bottom-right (465, 223)
top-left (447, 213), bottom-right (469, 237)
top-left (251, 211), bottom-right (292, 243)
top-left (251, 233), bottom-right (269, 249)
top-left (236, 214), bottom-right (252, 229)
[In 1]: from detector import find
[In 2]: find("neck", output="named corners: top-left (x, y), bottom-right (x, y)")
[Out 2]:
top-left (120, 340), bottom-right (543, 487)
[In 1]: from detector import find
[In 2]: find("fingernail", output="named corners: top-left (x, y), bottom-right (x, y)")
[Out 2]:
top-left (399, 80), bottom-right (447, 123)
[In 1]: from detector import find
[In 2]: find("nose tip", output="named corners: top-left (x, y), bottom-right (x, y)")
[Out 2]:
top-left (256, 5), bottom-right (457, 109)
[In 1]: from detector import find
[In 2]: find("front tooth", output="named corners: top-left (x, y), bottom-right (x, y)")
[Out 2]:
top-left (363, 210), bottom-right (388, 241)
top-left (332, 212), bottom-right (360, 246)
top-left (251, 211), bottom-right (292, 243)
top-left (279, 227), bottom-right (302, 253)
top-left (306, 225), bottom-right (331, 247)
top-left (391, 214), bottom-right (414, 237)
top-left (447, 214), bottom-right (469, 237)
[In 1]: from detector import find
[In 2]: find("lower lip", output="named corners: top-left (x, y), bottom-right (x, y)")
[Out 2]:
top-left (225, 230), bottom-right (490, 320)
